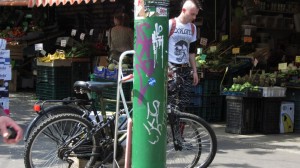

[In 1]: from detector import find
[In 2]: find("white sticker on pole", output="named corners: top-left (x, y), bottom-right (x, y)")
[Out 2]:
top-left (35, 43), bottom-right (43, 51)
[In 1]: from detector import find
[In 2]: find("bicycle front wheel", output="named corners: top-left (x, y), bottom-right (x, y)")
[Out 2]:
top-left (166, 112), bottom-right (217, 168)
top-left (24, 113), bottom-right (96, 168)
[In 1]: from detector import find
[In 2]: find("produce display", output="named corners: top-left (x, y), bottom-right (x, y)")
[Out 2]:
top-left (37, 50), bottom-right (66, 63)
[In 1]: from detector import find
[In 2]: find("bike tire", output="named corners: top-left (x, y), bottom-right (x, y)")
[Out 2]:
top-left (24, 113), bottom-right (96, 168)
top-left (166, 112), bottom-right (217, 168)
top-left (24, 105), bottom-right (85, 141)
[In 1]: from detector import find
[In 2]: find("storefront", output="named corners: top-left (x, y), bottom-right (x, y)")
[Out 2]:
top-left (0, 0), bottom-right (300, 134)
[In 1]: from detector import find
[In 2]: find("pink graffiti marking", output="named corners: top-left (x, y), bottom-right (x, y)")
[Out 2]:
top-left (135, 22), bottom-right (155, 104)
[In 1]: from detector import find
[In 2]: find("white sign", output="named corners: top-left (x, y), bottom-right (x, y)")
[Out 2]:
top-left (0, 39), bottom-right (7, 50)
top-left (0, 50), bottom-right (10, 58)
top-left (80, 33), bottom-right (85, 40)
top-left (200, 38), bottom-right (208, 46)
top-left (0, 65), bottom-right (11, 80)
top-left (61, 40), bottom-right (67, 47)
top-left (89, 29), bottom-right (94, 36)
top-left (35, 43), bottom-right (43, 51)
top-left (71, 29), bottom-right (77, 36)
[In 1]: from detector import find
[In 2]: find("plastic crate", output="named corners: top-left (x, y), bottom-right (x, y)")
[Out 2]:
top-left (36, 66), bottom-right (72, 85)
top-left (191, 84), bottom-right (203, 96)
top-left (201, 95), bottom-right (223, 107)
top-left (225, 96), bottom-right (259, 134)
top-left (186, 106), bottom-right (199, 116)
top-left (260, 87), bottom-right (286, 97)
top-left (36, 82), bottom-right (71, 100)
top-left (195, 95), bottom-right (224, 122)
top-left (256, 97), bottom-right (283, 134)
top-left (189, 96), bottom-right (202, 106)
top-left (105, 68), bottom-right (133, 81)
top-left (201, 69), bottom-right (224, 80)
top-left (221, 88), bottom-right (263, 97)
top-left (106, 69), bottom-right (118, 80)
top-left (201, 79), bottom-right (221, 95)
top-left (94, 66), bottom-right (106, 79)
top-left (198, 106), bottom-right (223, 122)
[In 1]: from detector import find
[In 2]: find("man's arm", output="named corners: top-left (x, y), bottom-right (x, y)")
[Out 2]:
top-left (189, 41), bottom-right (199, 85)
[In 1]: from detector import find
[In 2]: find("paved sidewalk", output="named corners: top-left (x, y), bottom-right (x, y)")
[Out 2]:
top-left (1, 91), bottom-right (300, 168)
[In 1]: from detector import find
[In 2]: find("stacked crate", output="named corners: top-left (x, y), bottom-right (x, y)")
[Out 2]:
top-left (256, 97), bottom-right (284, 134)
top-left (0, 39), bottom-right (11, 115)
top-left (225, 96), bottom-right (259, 134)
top-left (36, 61), bottom-right (72, 100)
top-left (187, 70), bottom-right (224, 122)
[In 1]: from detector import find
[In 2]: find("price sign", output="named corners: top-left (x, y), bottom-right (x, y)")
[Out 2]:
top-left (295, 56), bottom-right (300, 63)
top-left (244, 28), bottom-right (251, 36)
top-left (71, 29), bottom-right (77, 36)
top-left (253, 58), bottom-right (259, 67)
top-left (244, 37), bottom-right (253, 43)
top-left (210, 46), bottom-right (217, 53)
top-left (34, 43), bottom-right (43, 51)
top-left (80, 33), bottom-right (85, 40)
top-left (232, 48), bottom-right (240, 54)
top-left (197, 48), bottom-right (202, 54)
top-left (200, 37), bottom-right (208, 46)
top-left (221, 35), bottom-right (228, 41)
top-left (61, 39), bottom-right (67, 47)
top-left (89, 29), bottom-right (94, 36)
top-left (278, 63), bottom-right (287, 70)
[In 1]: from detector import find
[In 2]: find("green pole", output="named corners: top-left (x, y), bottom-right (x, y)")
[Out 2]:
top-left (132, 0), bottom-right (169, 167)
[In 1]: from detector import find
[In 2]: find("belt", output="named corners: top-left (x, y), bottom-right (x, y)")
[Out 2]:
top-left (170, 62), bottom-right (189, 67)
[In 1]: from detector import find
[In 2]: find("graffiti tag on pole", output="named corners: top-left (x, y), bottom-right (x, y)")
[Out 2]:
top-left (143, 100), bottom-right (163, 144)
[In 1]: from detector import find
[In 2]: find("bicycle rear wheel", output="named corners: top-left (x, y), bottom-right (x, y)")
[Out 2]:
top-left (24, 105), bottom-right (85, 141)
top-left (166, 112), bottom-right (217, 168)
top-left (24, 113), bottom-right (96, 168)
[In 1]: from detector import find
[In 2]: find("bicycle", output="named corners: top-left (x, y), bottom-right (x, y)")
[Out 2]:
top-left (24, 50), bottom-right (217, 168)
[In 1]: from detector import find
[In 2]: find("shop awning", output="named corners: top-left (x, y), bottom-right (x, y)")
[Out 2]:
top-left (0, 0), bottom-right (28, 6)
top-left (28, 0), bottom-right (98, 7)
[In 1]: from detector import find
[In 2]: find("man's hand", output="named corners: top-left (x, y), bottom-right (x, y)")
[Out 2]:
top-left (0, 116), bottom-right (23, 144)
top-left (192, 72), bottom-right (199, 86)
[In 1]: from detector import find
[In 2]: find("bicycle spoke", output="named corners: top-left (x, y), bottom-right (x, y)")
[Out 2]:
top-left (24, 114), bottom-right (95, 168)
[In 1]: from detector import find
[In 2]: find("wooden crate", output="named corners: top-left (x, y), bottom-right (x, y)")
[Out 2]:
top-left (6, 44), bottom-right (25, 60)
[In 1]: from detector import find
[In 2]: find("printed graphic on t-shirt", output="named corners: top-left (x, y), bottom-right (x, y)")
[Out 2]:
top-left (174, 40), bottom-right (188, 62)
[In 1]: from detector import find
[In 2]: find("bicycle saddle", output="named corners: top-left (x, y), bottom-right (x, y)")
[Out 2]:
top-left (73, 81), bottom-right (117, 92)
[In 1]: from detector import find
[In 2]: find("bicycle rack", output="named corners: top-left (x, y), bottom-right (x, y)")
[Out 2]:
top-left (113, 50), bottom-right (135, 168)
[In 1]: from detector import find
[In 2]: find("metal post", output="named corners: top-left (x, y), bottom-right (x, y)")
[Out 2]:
top-left (132, 0), bottom-right (169, 167)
